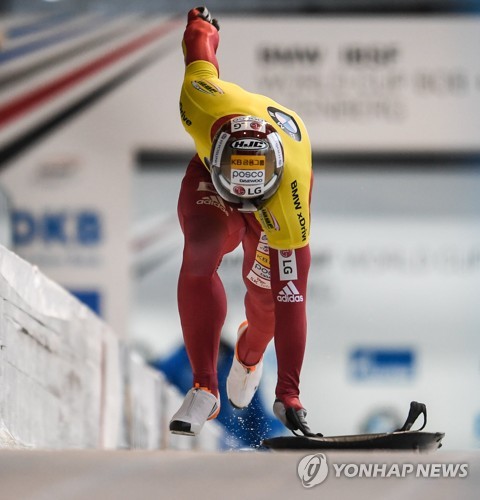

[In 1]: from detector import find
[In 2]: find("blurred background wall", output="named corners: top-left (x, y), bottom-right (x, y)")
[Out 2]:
top-left (0, 0), bottom-right (479, 449)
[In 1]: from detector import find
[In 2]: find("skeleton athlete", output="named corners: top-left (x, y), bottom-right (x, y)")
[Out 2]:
top-left (170, 7), bottom-right (318, 438)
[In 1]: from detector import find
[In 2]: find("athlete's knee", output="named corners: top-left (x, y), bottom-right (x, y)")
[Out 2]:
top-left (244, 289), bottom-right (275, 335)
top-left (181, 238), bottom-right (223, 277)
top-left (245, 285), bottom-right (274, 312)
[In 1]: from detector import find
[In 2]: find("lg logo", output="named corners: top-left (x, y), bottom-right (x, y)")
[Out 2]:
top-left (278, 249), bottom-right (297, 281)
top-left (297, 453), bottom-right (329, 488)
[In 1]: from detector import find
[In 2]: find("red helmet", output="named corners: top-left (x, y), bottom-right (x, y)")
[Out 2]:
top-left (207, 116), bottom-right (284, 210)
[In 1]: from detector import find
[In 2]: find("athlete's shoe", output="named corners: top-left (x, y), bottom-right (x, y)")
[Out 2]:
top-left (169, 385), bottom-right (220, 436)
top-left (273, 399), bottom-right (320, 437)
top-left (226, 321), bottom-right (263, 409)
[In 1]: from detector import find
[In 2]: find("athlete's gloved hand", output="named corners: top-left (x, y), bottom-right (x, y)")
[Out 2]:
top-left (189, 6), bottom-right (220, 31)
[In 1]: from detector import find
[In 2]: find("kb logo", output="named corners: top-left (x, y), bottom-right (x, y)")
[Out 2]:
top-left (297, 453), bottom-right (329, 488)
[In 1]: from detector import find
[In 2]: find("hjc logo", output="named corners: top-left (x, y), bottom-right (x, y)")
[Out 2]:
top-left (231, 139), bottom-right (268, 150)
top-left (297, 453), bottom-right (329, 488)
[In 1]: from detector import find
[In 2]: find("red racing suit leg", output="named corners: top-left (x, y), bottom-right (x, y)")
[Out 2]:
top-left (177, 11), bottom-right (232, 397)
top-left (177, 155), bottom-right (245, 396)
top-left (238, 215), bottom-right (276, 366)
top-left (238, 213), bottom-right (311, 411)
top-left (269, 244), bottom-right (311, 410)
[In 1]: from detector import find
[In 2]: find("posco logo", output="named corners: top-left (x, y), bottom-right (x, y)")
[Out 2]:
top-left (232, 170), bottom-right (265, 180)
top-left (231, 139), bottom-right (268, 150)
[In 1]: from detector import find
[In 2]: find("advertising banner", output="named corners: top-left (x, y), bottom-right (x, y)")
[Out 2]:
top-left (219, 17), bottom-right (480, 151)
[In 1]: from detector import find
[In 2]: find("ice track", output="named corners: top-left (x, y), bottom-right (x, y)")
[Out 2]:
top-left (0, 449), bottom-right (478, 500)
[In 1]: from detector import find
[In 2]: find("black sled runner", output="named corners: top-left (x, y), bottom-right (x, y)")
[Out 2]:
top-left (262, 401), bottom-right (444, 452)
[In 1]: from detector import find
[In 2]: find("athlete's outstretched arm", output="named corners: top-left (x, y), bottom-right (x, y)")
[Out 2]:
top-left (182, 7), bottom-right (220, 73)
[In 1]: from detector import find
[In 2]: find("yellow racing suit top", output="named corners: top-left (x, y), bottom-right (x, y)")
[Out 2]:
top-left (180, 60), bottom-right (312, 250)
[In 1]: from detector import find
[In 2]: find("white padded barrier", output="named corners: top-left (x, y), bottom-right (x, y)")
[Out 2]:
top-left (0, 245), bottom-right (223, 450)
top-left (0, 244), bottom-right (122, 449)
top-left (124, 351), bottom-right (164, 450)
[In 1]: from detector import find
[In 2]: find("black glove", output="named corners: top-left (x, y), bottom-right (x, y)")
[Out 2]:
top-left (194, 6), bottom-right (220, 31)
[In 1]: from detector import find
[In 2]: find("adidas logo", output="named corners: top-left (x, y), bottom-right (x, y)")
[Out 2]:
top-left (196, 195), bottom-right (229, 216)
top-left (277, 281), bottom-right (304, 303)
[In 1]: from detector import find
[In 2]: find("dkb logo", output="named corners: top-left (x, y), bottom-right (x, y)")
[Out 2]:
top-left (297, 453), bottom-right (329, 488)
